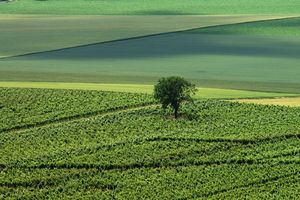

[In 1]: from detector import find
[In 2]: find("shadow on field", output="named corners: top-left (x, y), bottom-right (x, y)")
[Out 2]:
top-left (15, 33), bottom-right (300, 60)
top-left (189, 16), bottom-right (300, 35)
top-left (10, 155), bottom-right (300, 172)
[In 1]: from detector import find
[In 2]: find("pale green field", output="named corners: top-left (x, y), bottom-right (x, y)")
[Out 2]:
top-left (0, 14), bottom-right (288, 57)
top-left (234, 97), bottom-right (300, 107)
top-left (1, 4), bottom-right (300, 94)
top-left (1, 0), bottom-right (300, 15)
top-left (0, 82), bottom-right (297, 99)
top-left (1, 15), bottom-right (300, 93)
top-left (1, 17), bottom-right (300, 93)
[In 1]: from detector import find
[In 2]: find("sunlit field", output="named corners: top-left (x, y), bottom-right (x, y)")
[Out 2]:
top-left (1, 0), bottom-right (300, 199)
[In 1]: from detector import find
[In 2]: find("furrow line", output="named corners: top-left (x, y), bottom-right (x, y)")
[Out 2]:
top-left (2, 156), bottom-right (299, 172)
top-left (203, 170), bottom-right (300, 198)
top-left (0, 103), bottom-right (157, 134)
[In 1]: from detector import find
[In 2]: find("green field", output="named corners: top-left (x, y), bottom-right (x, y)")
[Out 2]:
top-left (194, 16), bottom-right (300, 36)
top-left (2, 0), bottom-right (300, 198)
top-left (234, 97), bottom-right (300, 107)
top-left (0, 88), bottom-right (153, 132)
top-left (2, 88), bottom-right (300, 198)
top-left (1, 16), bottom-right (300, 93)
top-left (0, 82), bottom-right (298, 100)
top-left (1, 0), bottom-right (300, 15)
top-left (2, 14), bottom-right (275, 57)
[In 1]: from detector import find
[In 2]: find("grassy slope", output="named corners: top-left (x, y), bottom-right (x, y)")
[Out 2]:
top-left (192, 16), bottom-right (300, 36)
top-left (1, 88), bottom-right (300, 198)
top-left (1, 17), bottom-right (300, 93)
top-left (1, 15), bottom-right (273, 57)
top-left (0, 0), bottom-right (300, 15)
top-left (0, 82), bottom-right (298, 100)
top-left (2, 0), bottom-right (300, 197)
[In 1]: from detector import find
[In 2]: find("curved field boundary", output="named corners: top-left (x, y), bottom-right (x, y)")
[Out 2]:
top-left (0, 168), bottom-right (298, 195)
top-left (0, 172), bottom-right (117, 190)
top-left (202, 170), bottom-right (300, 198)
top-left (148, 133), bottom-right (300, 145)
top-left (3, 136), bottom-right (300, 171)
top-left (2, 153), bottom-right (299, 171)
top-left (0, 103), bottom-right (158, 134)
top-left (3, 15), bottom-right (275, 58)
top-left (16, 132), bottom-right (300, 168)
top-left (1, 15), bottom-right (298, 60)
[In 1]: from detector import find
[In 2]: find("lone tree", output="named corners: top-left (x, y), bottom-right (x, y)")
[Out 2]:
top-left (154, 76), bottom-right (197, 119)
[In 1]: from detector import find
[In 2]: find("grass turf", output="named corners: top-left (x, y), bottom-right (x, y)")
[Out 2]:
top-left (0, 82), bottom-right (298, 100)
top-left (0, 0), bottom-right (300, 15)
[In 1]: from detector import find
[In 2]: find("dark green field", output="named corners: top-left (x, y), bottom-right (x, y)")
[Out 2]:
top-left (1, 0), bottom-right (300, 15)
top-left (1, 88), bottom-right (300, 199)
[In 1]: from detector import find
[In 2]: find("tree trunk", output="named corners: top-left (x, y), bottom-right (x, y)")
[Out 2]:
top-left (174, 106), bottom-right (178, 119)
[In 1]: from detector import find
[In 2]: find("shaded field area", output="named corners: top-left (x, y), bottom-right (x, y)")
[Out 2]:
top-left (0, 82), bottom-right (298, 100)
top-left (1, 0), bottom-right (300, 15)
top-left (193, 16), bottom-right (300, 36)
top-left (1, 88), bottom-right (300, 199)
top-left (1, 17), bottom-right (300, 93)
top-left (2, 14), bottom-right (270, 57)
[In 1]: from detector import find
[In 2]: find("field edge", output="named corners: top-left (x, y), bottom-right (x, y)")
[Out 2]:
top-left (0, 81), bottom-right (298, 100)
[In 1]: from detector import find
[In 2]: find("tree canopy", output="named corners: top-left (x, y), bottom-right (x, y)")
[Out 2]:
top-left (154, 76), bottom-right (197, 119)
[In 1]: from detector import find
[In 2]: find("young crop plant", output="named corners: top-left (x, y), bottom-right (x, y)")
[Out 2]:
top-left (0, 88), bottom-right (154, 132)
top-left (154, 76), bottom-right (197, 119)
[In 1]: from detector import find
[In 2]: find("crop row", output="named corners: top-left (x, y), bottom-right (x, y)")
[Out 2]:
top-left (0, 88), bottom-right (154, 132)
top-left (2, 100), bottom-right (300, 167)
top-left (2, 88), bottom-right (300, 198)
top-left (1, 164), bottom-right (300, 199)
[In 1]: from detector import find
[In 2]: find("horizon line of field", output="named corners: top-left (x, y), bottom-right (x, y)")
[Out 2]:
top-left (1, 14), bottom-right (298, 60)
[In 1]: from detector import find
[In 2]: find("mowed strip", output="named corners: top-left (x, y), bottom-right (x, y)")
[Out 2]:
top-left (0, 14), bottom-right (293, 57)
top-left (234, 98), bottom-right (300, 107)
top-left (0, 82), bottom-right (297, 99)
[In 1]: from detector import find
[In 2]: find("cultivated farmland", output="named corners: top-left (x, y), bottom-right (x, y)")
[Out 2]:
top-left (2, 88), bottom-right (300, 198)
top-left (1, 0), bottom-right (300, 199)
